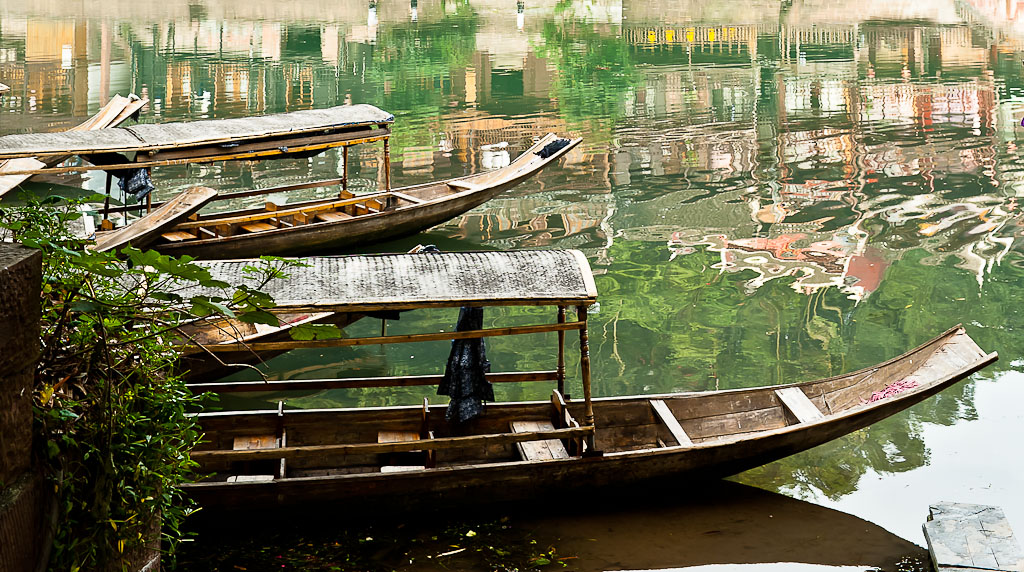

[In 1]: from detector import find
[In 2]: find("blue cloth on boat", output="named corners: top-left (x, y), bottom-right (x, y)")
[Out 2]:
top-left (438, 306), bottom-right (493, 424)
top-left (117, 168), bottom-right (156, 202)
top-left (535, 138), bottom-right (570, 159)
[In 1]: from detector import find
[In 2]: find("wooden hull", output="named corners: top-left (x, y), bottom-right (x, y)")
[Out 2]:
top-left (176, 312), bottom-right (364, 381)
top-left (184, 325), bottom-right (996, 510)
top-left (153, 135), bottom-right (581, 259)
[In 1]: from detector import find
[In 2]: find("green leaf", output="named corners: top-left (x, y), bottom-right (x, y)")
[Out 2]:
top-left (237, 310), bottom-right (280, 326)
top-left (70, 300), bottom-right (101, 313)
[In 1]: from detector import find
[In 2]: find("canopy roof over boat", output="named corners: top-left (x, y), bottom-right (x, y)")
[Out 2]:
top-left (186, 250), bottom-right (598, 312)
top-left (0, 104), bottom-right (394, 160)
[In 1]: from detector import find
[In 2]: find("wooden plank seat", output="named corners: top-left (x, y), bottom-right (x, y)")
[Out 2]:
top-left (650, 399), bottom-right (693, 446)
top-left (510, 420), bottom-right (570, 461)
top-left (240, 222), bottom-right (276, 233)
top-left (775, 387), bottom-right (825, 424)
top-left (379, 398), bottom-right (435, 471)
top-left (390, 191), bottom-right (425, 204)
top-left (233, 435), bottom-right (278, 450)
top-left (169, 191), bottom-right (393, 232)
top-left (228, 401), bottom-right (286, 481)
top-left (161, 230), bottom-right (197, 242)
top-left (448, 180), bottom-right (482, 193)
top-left (226, 474), bottom-right (274, 483)
top-left (315, 211), bottom-right (353, 223)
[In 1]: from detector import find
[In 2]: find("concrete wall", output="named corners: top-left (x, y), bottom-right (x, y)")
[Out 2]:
top-left (0, 243), bottom-right (46, 572)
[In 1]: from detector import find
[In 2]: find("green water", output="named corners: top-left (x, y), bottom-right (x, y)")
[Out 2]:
top-left (3, 0), bottom-right (1024, 561)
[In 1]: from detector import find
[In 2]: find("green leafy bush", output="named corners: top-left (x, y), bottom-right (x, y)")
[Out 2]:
top-left (1, 197), bottom-right (295, 571)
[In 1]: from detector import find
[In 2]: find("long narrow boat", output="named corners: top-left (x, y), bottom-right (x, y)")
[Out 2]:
top-left (178, 250), bottom-right (996, 510)
top-left (0, 103), bottom-right (579, 258)
top-left (144, 133), bottom-right (580, 258)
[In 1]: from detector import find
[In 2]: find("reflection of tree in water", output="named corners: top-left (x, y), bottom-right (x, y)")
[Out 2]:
top-left (575, 239), bottom-right (1020, 497)
top-left (535, 15), bottom-right (642, 134)
top-left (737, 380), bottom-right (977, 500)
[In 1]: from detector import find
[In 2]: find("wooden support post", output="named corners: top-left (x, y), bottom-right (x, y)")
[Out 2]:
top-left (381, 318), bottom-right (387, 338)
top-left (341, 145), bottom-right (348, 193)
top-left (103, 172), bottom-right (112, 221)
top-left (383, 137), bottom-right (392, 208)
top-left (145, 168), bottom-right (153, 213)
top-left (556, 306), bottom-right (566, 396)
top-left (577, 305), bottom-right (595, 451)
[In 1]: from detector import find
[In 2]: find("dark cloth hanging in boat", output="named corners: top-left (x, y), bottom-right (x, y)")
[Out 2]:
top-left (117, 168), bottom-right (156, 202)
top-left (86, 152), bottom-right (156, 201)
top-left (438, 306), bottom-right (493, 424)
top-left (535, 138), bottom-right (571, 159)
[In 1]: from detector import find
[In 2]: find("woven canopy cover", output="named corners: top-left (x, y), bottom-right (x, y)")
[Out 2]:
top-left (184, 250), bottom-right (597, 311)
top-left (0, 104), bottom-right (394, 159)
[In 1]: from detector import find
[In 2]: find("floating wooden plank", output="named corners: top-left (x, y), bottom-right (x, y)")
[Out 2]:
top-left (775, 387), bottom-right (825, 424)
top-left (315, 211), bottom-right (353, 223)
top-left (511, 421), bottom-right (569, 461)
top-left (161, 231), bottom-right (196, 242)
top-left (650, 399), bottom-right (693, 446)
top-left (924, 502), bottom-right (1024, 572)
top-left (448, 180), bottom-right (482, 192)
top-left (178, 250), bottom-right (598, 313)
top-left (240, 222), bottom-right (276, 233)
top-left (380, 466), bottom-right (424, 473)
top-left (0, 82), bottom-right (8, 95)
top-left (90, 186), bottom-right (217, 252)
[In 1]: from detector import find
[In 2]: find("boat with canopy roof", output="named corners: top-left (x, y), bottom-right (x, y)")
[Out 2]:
top-left (0, 104), bottom-right (581, 258)
top-left (177, 249), bottom-right (996, 511)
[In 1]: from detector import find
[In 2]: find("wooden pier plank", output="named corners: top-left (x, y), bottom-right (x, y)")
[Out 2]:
top-left (923, 502), bottom-right (1024, 572)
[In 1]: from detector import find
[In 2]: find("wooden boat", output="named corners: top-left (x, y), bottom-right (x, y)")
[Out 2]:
top-left (0, 94), bottom-right (148, 198)
top-left (178, 250), bottom-right (996, 510)
top-left (137, 133), bottom-right (580, 258)
top-left (0, 104), bottom-right (393, 236)
top-left (0, 103), bottom-right (579, 258)
top-left (176, 311), bottom-right (364, 381)
top-left (0, 104), bottom-right (392, 169)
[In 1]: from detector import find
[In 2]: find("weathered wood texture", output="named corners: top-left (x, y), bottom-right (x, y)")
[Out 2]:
top-left (149, 134), bottom-right (581, 259)
top-left (0, 94), bottom-right (147, 197)
top-left (0, 244), bottom-right (41, 482)
top-left (775, 387), bottom-right (825, 424)
top-left (0, 104), bottom-right (393, 159)
top-left (180, 250), bottom-right (597, 312)
top-left (924, 502), bottom-right (1024, 572)
top-left (650, 399), bottom-right (693, 446)
top-left (0, 243), bottom-right (46, 572)
top-left (91, 186), bottom-right (217, 252)
top-left (511, 420), bottom-right (569, 460)
top-left (183, 326), bottom-right (996, 511)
